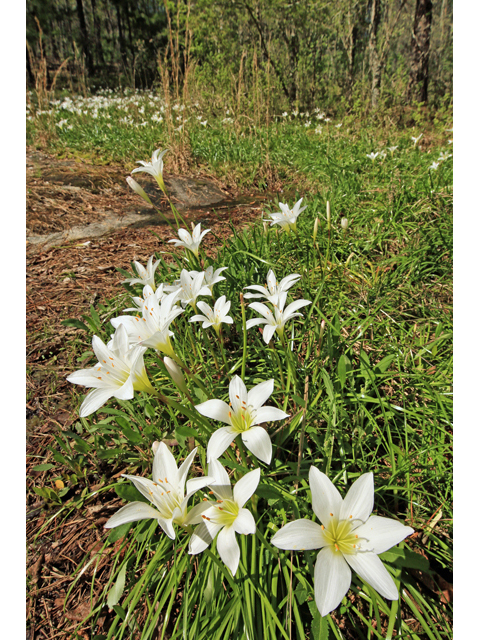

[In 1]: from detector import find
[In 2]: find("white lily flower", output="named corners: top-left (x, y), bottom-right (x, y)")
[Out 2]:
top-left (195, 376), bottom-right (288, 463)
top-left (111, 288), bottom-right (184, 357)
top-left (244, 269), bottom-right (300, 303)
top-left (131, 147), bottom-right (168, 192)
top-left (388, 146), bottom-right (398, 155)
top-left (188, 459), bottom-right (260, 575)
top-left (67, 324), bottom-right (154, 417)
top-left (123, 283), bottom-right (166, 313)
top-left (105, 444), bottom-right (215, 539)
top-left (246, 291), bottom-right (311, 344)
top-left (175, 269), bottom-right (212, 308)
top-left (429, 161), bottom-right (440, 171)
top-left (123, 255), bottom-right (161, 291)
top-left (168, 223), bottom-right (211, 257)
top-left (271, 468), bottom-right (414, 617)
top-left (190, 266), bottom-right (228, 294)
top-left (266, 198), bottom-right (307, 233)
top-left (411, 134), bottom-right (423, 147)
top-left (366, 152), bottom-right (379, 162)
top-left (438, 151), bottom-right (452, 162)
top-left (190, 295), bottom-right (233, 334)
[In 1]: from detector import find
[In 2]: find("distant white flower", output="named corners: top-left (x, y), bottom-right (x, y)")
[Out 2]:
top-left (335, 123), bottom-right (343, 129)
top-left (366, 152), bottom-right (380, 162)
top-left (447, 139), bottom-right (453, 145)
top-left (246, 292), bottom-right (311, 344)
top-left (105, 443), bottom-right (215, 539)
top-left (316, 112), bottom-right (326, 120)
top-left (67, 324), bottom-right (154, 417)
top-left (429, 161), bottom-right (440, 171)
top-left (123, 255), bottom-right (161, 290)
top-left (304, 120), bottom-right (311, 127)
top-left (411, 134), bottom-right (423, 147)
top-left (196, 376), bottom-right (288, 463)
top-left (271, 468), bottom-right (414, 617)
top-left (200, 120), bottom-right (207, 126)
top-left (189, 459), bottom-right (260, 575)
top-left (190, 295), bottom-right (233, 334)
top-left (168, 223), bottom-right (210, 257)
top-left (324, 117), bottom-right (331, 123)
top-left (244, 269), bottom-right (300, 303)
top-left (292, 110), bottom-right (299, 117)
top-left (438, 151), bottom-right (452, 162)
top-left (315, 126), bottom-right (322, 134)
top-left (132, 147), bottom-right (168, 192)
top-left (282, 112), bottom-right (288, 117)
top-left (388, 146), bottom-right (398, 155)
top-left (266, 198), bottom-right (307, 233)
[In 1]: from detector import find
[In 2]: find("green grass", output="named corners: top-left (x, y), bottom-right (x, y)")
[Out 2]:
top-left (27, 88), bottom-right (453, 639)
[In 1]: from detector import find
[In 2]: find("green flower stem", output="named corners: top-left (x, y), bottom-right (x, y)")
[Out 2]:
top-left (165, 194), bottom-right (189, 229)
top-left (295, 376), bottom-right (309, 486)
top-left (217, 328), bottom-right (229, 374)
top-left (240, 292), bottom-right (248, 380)
top-left (271, 341), bottom-right (286, 390)
top-left (205, 331), bottom-right (219, 371)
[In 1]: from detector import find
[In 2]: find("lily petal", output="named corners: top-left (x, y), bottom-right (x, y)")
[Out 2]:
top-left (233, 508), bottom-right (256, 535)
top-left (104, 502), bottom-right (161, 528)
top-left (241, 426), bottom-right (272, 464)
top-left (271, 519), bottom-right (327, 550)
top-left (354, 516), bottom-right (414, 555)
top-left (246, 379), bottom-right (274, 409)
top-left (216, 525), bottom-right (240, 575)
top-left (195, 399), bottom-right (231, 425)
top-left (207, 458), bottom-right (233, 501)
top-left (345, 551), bottom-right (399, 600)
top-left (340, 472), bottom-right (374, 523)
top-left (315, 546), bottom-right (352, 617)
top-left (233, 468), bottom-right (261, 508)
top-left (253, 406), bottom-right (289, 425)
top-left (309, 467), bottom-right (343, 526)
top-left (207, 426), bottom-right (237, 462)
top-left (79, 387), bottom-right (114, 417)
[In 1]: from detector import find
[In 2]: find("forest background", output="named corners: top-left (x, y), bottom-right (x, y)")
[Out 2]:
top-left (26, 0), bottom-right (452, 114)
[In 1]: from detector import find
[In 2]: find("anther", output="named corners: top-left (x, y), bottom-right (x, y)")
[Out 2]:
top-left (330, 512), bottom-right (333, 517)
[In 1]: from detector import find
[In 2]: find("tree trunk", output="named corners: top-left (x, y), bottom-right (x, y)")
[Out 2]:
top-left (89, 0), bottom-right (105, 67)
top-left (407, 0), bottom-right (433, 103)
top-left (368, 0), bottom-right (382, 109)
top-left (76, 0), bottom-right (94, 75)
top-left (115, 2), bottom-right (128, 67)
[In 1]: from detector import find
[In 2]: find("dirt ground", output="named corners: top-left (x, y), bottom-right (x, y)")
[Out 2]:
top-left (26, 149), bottom-right (272, 640)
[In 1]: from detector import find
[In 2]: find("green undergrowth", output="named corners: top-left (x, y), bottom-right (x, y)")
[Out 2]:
top-left (28, 90), bottom-right (453, 639)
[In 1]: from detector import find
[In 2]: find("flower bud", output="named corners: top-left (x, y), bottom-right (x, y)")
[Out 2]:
top-left (326, 201), bottom-right (331, 231)
top-left (341, 217), bottom-right (348, 233)
top-left (164, 357), bottom-right (188, 394)
top-left (126, 176), bottom-right (153, 205)
top-left (313, 217), bottom-right (319, 244)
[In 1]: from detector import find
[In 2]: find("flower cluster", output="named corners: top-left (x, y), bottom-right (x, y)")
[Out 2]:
top-left (66, 145), bottom-right (415, 620)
